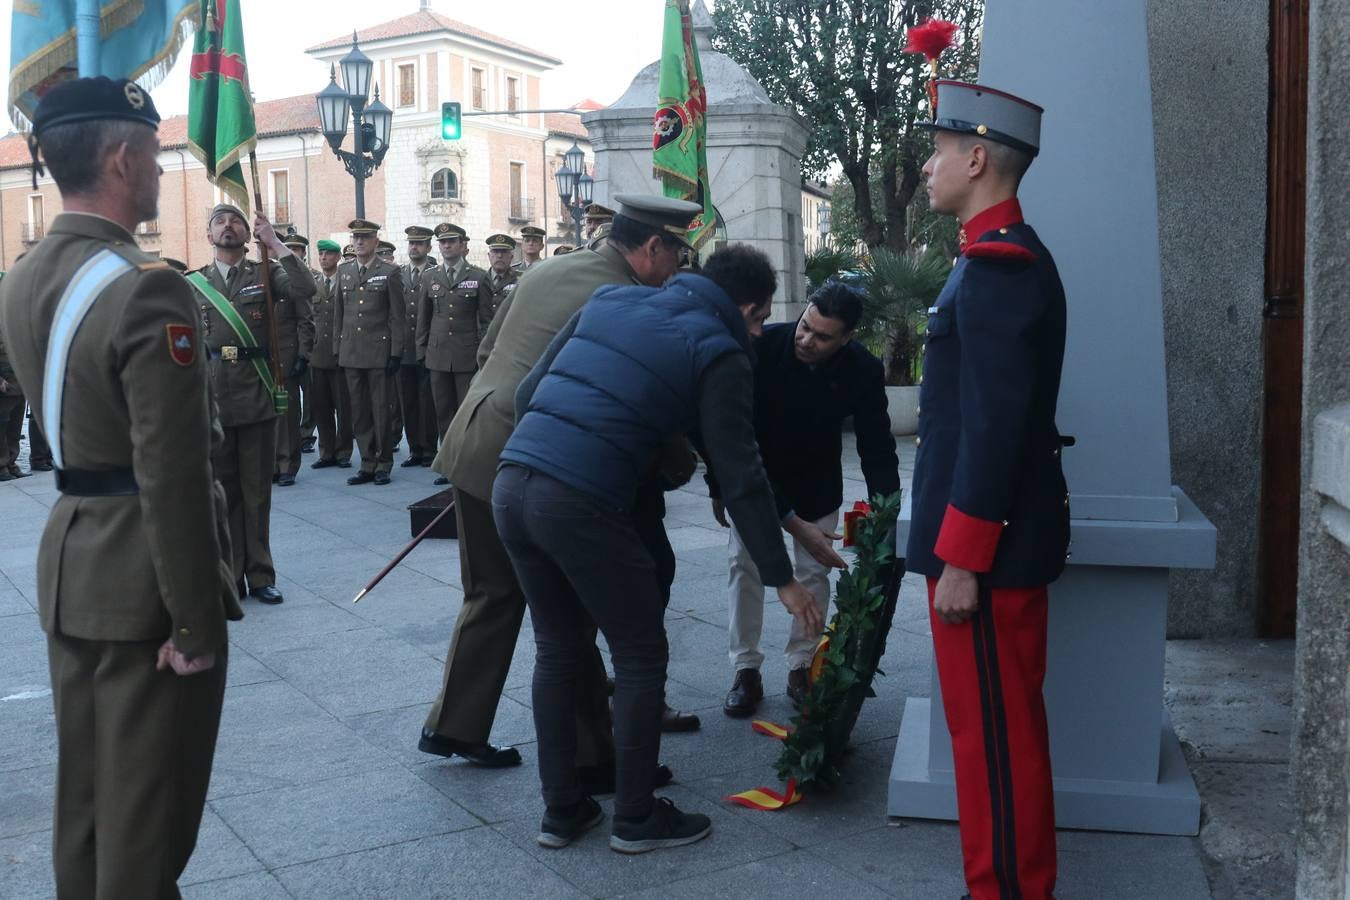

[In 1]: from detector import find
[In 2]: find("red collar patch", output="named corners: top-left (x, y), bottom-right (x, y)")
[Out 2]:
top-left (959, 198), bottom-right (1024, 251)
top-left (166, 324), bottom-right (196, 366)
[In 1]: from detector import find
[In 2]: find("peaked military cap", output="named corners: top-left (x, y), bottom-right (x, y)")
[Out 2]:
top-left (612, 194), bottom-right (702, 249)
top-left (377, 240), bottom-right (396, 253)
top-left (583, 203), bottom-right (615, 221)
top-left (486, 233), bottom-right (516, 251)
top-left (519, 225), bottom-right (546, 238)
top-left (316, 238), bottom-right (341, 253)
top-left (553, 244), bottom-right (575, 255)
top-left (342, 244), bottom-right (356, 258)
top-left (348, 218), bottom-right (380, 234)
top-left (919, 80), bottom-right (1043, 157)
top-left (282, 233), bottom-right (309, 248)
top-left (405, 225), bottom-right (434, 241)
top-left (162, 257), bottom-right (188, 273)
top-left (208, 202), bottom-right (248, 224)
top-left (433, 223), bottom-right (468, 240)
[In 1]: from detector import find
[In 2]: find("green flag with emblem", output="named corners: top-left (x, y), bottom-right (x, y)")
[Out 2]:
top-left (186, 0), bottom-right (255, 210)
top-left (652, 0), bottom-right (717, 249)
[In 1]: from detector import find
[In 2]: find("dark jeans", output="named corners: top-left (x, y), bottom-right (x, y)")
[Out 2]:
top-left (493, 464), bottom-right (667, 820)
top-left (632, 479), bottom-right (676, 606)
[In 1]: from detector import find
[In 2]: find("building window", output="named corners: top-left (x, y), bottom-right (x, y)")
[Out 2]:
top-left (270, 170), bottom-right (291, 225)
top-left (24, 194), bottom-right (44, 243)
top-left (506, 76), bottom-right (519, 114)
top-left (471, 67), bottom-right (486, 110)
top-left (398, 63), bottom-right (415, 108)
top-left (430, 168), bottom-right (459, 201)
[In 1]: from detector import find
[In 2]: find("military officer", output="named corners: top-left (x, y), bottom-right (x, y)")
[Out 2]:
top-left (907, 80), bottom-right (1069, 900)
top-left (342, 243), bottom-right (356, 261)
top-left (334, 219), bottom-right (406, 485)
top-left (583, 202), bottom-right (615, 245)
top-left (26, 412), bottom-right (54, 472)
top-left (397, 225), bottom-right (438, 466)
top-left (0, 330), bottom-right (27, 480)
top-left (419, 194), bottom-right (701, 785)
top-left (512, 224), bottom-right (546, 272)
top-left (417, 222), bottom-right (491, 486)
top-left (308, 239), bottom-right (354, 468)
top-left (484, 233), bottom-right (519, 326)
top-left (377, 240), bottom-right (397, 263)
top-left (196, 203), bottom-right (316, 603)
top-left (0, 76), bottom-right (241, 899)
top-left (554, 244), bottom-right (576, 256)
top-left (273, 232), bottom-right (316, 486)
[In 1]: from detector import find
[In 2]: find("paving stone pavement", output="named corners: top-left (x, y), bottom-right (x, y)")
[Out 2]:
top-left (0, 431), bottom-right (1287, 899)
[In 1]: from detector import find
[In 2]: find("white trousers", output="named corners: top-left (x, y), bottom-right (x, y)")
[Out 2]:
top-left (727, 508), bottom-right (840, 672)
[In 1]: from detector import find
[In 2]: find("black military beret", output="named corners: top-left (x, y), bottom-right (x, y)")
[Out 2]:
top-left (32, 76), bottom-right (161, 138)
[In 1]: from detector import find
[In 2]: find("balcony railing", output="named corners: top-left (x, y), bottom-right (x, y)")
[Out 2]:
top-left (508, 197), bottom-right (536, 223)
top-left (136, 219), bottom-right (161, 236)
top-left (268, 203), bottom-right (292, 227)
top-left (21, 221), bottom-right (44, 244)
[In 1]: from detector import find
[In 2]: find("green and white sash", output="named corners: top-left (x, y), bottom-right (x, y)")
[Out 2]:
top-left (186, 271), bottom-right (287, 415)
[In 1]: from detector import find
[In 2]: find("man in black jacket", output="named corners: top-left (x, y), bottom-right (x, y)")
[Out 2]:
top-left (709, 280), bottom-right (900, 717)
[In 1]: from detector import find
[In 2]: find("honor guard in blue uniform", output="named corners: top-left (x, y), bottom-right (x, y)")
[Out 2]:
top-left (906, 80), bottom-right (1070, 900)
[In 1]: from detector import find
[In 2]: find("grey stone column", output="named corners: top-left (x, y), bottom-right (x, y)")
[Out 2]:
top-left (1293, 0), bottom-right (1350, 895)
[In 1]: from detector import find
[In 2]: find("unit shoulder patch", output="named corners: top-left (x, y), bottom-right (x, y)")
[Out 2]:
top-left (166, 324), bottom-right (196, 366)
top-left (963, 241), bottom-right (1036, 263)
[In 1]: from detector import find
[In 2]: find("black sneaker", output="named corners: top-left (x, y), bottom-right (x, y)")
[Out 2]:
top-left (609, 797), bottom-right (711, 854)
top-left (538, 795), bottom-right (604, 849)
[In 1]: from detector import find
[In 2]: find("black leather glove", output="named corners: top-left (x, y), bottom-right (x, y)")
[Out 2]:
top-left (289, 357), bottom-right (309, 378)
top-left (385, 356), bottom-right (401, 375)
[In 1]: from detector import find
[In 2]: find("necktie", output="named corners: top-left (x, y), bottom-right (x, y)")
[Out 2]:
top-left (359, 265), bottom-right (367, 278)
top-left (227, 265), bottom-right (237, 284)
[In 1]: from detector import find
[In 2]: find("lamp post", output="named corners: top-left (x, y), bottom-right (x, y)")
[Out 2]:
top-left (553, 140), bottom-right (594, 245)
top-left (314, 33), bottom-right (393, 219)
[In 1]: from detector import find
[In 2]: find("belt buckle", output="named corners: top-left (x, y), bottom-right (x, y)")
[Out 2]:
top-left (221, 346), bottom-right (239, 362)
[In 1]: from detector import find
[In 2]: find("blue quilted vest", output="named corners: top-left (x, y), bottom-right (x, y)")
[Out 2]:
top-left (502, 272), bottom-right (750, 510)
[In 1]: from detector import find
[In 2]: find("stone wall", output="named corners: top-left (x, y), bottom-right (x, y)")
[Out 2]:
top-left (1147, 0), bottom-right (1270, 636)
top-left (1293, 0), bottom-right (1350, 894)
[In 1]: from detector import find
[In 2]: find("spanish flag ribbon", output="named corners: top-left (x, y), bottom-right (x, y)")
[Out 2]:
top-left (725, 779), bottom-right (803, 811)
top-left (750, 719), bottom-right (791, 740)
top-left (842, 500), bottom-right (872, 547)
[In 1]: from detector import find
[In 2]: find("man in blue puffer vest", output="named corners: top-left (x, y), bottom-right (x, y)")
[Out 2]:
top-left (494, 244), bottom-right (822, 855)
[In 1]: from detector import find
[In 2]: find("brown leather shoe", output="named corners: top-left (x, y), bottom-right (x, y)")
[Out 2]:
top-left (787, 667), bottom-right (811, 707)
top-left (661, 703), bottom-right (701, 733)
top-left (723, 668), bottom-right (763, 718)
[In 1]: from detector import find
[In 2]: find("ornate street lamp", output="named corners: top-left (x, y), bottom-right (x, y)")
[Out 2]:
top-left (314, 33), bottom-right (391, 219)
top-left (555, 140), bottom-right (593, 244)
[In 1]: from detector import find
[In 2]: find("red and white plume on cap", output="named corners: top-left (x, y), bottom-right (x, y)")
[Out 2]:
top-left (903, 18), bottom-right (959, 115)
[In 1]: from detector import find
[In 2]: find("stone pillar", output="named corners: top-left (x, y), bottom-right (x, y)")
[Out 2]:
top-left (1293, 0), bottom-right (1350, 894)
top-left (580, 2), bottom-right (810, 322)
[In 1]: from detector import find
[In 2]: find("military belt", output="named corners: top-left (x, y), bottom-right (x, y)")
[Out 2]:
top-left (55, 467), bottom-right (139, 497)
top-left (210, 345), bottom-right (268, 362)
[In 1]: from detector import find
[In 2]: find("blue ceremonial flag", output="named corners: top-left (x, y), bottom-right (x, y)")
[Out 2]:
top-left (8, 0), bottom-right (197, 127)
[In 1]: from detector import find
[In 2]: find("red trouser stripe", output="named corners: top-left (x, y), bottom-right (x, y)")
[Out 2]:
top-left (929, 578), bottom-right (1057, 900)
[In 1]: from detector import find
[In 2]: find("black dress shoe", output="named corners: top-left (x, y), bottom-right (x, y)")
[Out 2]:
top-left (250, 584), bottom-right (284, 604)
top-left (433, 476), bottom-right (449, 485)
top-left (400, 455), bottom-right (423, 467)
top-left (0, 473), bottom-right (14, 482)
top-left (787, 667), bottom-right (811, 707)
top-left (30, 462), bottom-right (53, 472)
top-left (337, 459), bottom-right (353, 468)
top-left (723, 668), bottom-right (763, 718)
top-left (276, 473), bottom-right (296, 487)
top-left (347, 471), bottom-right (375, 485)
top-left (311, 458), bottom-right (337, 469)
top-left (420, 458), bottom-right (433, 467)
top-left (418, 729), bottom-right (522, 767)
top-left (661, 704), bottom-right (701, 733)
top-left (373, 471), bottom-right (391, 485)
top-left (578, 762), bottom-right (674, 796)
top-left (7, 468), bottom-right (30, 479)
top-left (301, 437), bottom-right (317, 454)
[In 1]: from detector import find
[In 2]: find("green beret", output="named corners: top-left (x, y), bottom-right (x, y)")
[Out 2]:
top-left (316, 239), bottom-right (341, 253)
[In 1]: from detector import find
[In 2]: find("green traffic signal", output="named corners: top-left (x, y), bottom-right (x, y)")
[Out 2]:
top-left (441, 101), bottom-right (462, 141)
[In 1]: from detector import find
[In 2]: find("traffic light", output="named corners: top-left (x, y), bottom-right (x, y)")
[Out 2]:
top-left (441, 101), bottom-right (462, 140)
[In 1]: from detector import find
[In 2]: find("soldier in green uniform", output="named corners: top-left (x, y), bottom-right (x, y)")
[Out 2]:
top-left (0, 76), bottom-right (241, 899)
top-left (484, 233), bottom-right (519, 327)
top-left (397, 225), bottom-right (438, 466)
top-left (308, 239), bottom-right (353, 468)
top-left (195, 203), bottom-right (316, 603)
top-left (334, 219), bottom-right (406, 485)
top-left (513, 224), bottom-right (546, 273)
top-left (273, 232), bottom-right (316, 486)
top-left (377, 240), bottom-right (397, 263)
top-left (584, 202), bottom-right (615, 247)
top-left (418, 222), bottom-right (491, 486)
top-left (0, 329), bottom-right (28, 480)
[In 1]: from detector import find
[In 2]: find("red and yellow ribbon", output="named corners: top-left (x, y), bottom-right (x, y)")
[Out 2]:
top-left (725, 779), bottom-right (803, 811)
